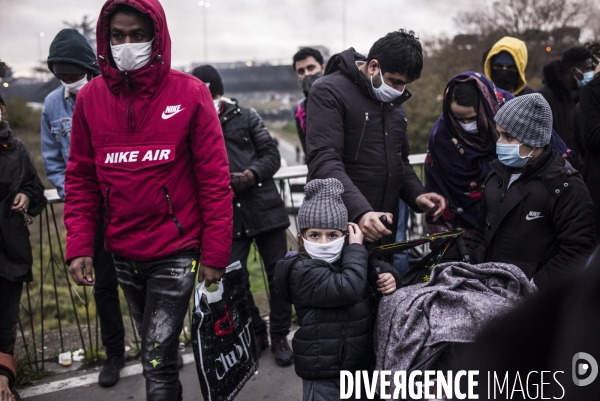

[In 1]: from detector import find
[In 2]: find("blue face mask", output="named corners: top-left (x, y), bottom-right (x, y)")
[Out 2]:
top-left (496, 142), bottom-right (534, 168)
top-left (575, 69), bottom-right (594, 88)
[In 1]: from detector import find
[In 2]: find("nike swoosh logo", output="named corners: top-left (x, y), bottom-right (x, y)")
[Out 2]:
top-left (161, 109), bottom-right (185, 119)
top-left (525, 215), bottom-right (543, 220)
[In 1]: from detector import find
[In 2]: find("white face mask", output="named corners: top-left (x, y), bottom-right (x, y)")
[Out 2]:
top-left (371, 69), bottom-right (404, 103)
top-left (110, 39), bottom-right (154, 71)
top-left (458, 121), bottom-right (479, 134)
top-left (303, 235), bottom-right (345, 263)
top-left (61, 76), bottom-right (88, 95)
top-left (213, 98), bottom-right (221, 114)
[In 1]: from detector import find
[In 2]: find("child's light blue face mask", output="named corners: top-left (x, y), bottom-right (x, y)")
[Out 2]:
top-left (496, 142), bottom-right (534, 168)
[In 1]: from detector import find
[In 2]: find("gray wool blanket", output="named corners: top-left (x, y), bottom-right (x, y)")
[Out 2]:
top-left (375, 262), bottom-right (533, 373)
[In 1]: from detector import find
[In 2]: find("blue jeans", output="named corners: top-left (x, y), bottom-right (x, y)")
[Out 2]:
top-left (113, 251), bottom-right (197, 401)
top-left (393, 200), bottom-right (410, 275)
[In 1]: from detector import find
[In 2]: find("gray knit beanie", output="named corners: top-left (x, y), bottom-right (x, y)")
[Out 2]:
top-left (298, 178), bottom-right (348, 231)
top-left (494, 93), bottom-right (553, 148)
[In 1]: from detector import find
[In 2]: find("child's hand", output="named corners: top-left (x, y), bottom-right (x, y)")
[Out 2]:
top-left (348, 222), bottom-right (364, 244)
top-left (377, 273), bottom-right (396, 295)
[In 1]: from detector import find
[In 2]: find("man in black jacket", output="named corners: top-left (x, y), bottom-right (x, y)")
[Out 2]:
top-left (292, 47), bottom-right (326, 155)
top-left (469, 94), bottom-right (596, 291)
top-left (306, 30), bottom-right (445, 244)
top-left (538, 47), bottom-right (594, 153)
top-left (191, 66), bottom-right (293, 367)
top-left (580, 60), bottom-right (600, 241)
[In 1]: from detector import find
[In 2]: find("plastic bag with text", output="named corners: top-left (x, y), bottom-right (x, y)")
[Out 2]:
top-left (192, 261), bottom-right (259, 401)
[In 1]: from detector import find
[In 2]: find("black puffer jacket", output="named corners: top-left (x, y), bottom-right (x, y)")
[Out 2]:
top-left (220, 99), bottom-right (289, 238)
top-left (274, 244), bottom-right (372, 380)
top-left (469, 146), bottom-right (596, 291)
top-left (306, 49), bottom-right (426, 226)
top-left (0, 125), bottom-right (47, 282)
top-left (538, 60), bottom-right (581, 155)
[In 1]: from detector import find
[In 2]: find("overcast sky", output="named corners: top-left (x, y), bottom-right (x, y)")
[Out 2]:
top-left (0, 0), bottom-right (487, 77)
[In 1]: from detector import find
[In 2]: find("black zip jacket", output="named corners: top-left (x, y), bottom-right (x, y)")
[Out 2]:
top-left (274, 244), bottom-right (400, 380)
top-left (538, 60), bottom-right (580, 153)
top-left (0, 125), bottom-right (47, 282)
top-left (305, 49), bottom-right (427, 226)
top-left (220, 99), bottom-right (289, 238)
top-left (580, 74), bottom-right (600, 240)
top-left (469, 146), bottom-right (596, 291)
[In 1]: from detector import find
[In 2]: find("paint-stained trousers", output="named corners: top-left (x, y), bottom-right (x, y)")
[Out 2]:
top-left (113, 250), bottom-right (197, 401)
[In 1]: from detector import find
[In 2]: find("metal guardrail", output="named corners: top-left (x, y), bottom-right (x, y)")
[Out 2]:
top-left (18, 156), bottom-right (426, 373)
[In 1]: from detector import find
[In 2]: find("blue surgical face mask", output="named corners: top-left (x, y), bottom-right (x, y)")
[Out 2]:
top-left (496, 142), bottom-right (534, 168)
top-left (575, 69), bottom-right (594, 88)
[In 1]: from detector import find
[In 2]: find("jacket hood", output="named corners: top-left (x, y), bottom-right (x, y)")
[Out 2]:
top-left (542, 60), bottom-right (570, 102)
top-left (325, 48), bottom-right (366, 82)
top-left (47, 29), bottom-right (100, 76)
top-left (485, 37), bottom-right (528, 95)
top-left (96, 0), bottom-right (171, 93)
top-left (325, 48), bottom-right (374, 96)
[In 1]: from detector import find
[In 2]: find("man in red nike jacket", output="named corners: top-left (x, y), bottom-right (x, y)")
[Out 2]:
top-left (63, 1), bottom-right (232, 399)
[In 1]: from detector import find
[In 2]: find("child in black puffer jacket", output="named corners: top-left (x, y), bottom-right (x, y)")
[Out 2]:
top-left (274, 178), bottom-right (398, 401)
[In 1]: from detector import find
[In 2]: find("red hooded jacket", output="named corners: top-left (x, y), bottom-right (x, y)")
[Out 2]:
top-left (64, 0), bottom-right (232, 267)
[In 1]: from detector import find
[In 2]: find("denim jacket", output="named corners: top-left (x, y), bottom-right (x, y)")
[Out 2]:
top-left (41, 85), bottom-right (75, 200)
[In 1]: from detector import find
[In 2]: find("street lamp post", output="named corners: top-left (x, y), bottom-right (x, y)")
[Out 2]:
top-left (37, 32), bottom-right (45, 63)
top-left (199, 1), bottom-right (210, 63)
top-left (342, 0), bottom-right (347, 49)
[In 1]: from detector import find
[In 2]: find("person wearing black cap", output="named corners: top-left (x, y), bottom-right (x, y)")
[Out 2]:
top-left (191, 65), bottom-right (294, 367)
top-left (41, 28), bottom-right (127, 387)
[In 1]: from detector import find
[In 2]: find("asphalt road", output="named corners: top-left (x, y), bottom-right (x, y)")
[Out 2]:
top-left (22, 344), bottom-right (302, 401)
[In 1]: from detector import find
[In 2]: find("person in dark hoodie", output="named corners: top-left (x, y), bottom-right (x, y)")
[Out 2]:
top-left (292, 47), bottom-right (326, 155)
top-left (538, 46), bottom-right (594, 154)
top-left (484, 36), bottom-right (536, 97)
top-left (306, 30), bottom-right (446, 247)
top-left (469, 94), bottom-right (596, 292)
top-left (579, 59), bottom-right (600, 241)
top-left (0, 94), bottom-right (47, 363)
top-left (274, 178), bottom-right (398, 401)
top-left (63, 1), bottom-right (232, 400)
top-left (41, 28), bottom-right (128, 388)
top-left (190, 65), bottom-right (293, 367)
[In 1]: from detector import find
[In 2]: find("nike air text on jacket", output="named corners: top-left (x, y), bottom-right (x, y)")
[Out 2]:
top-left (63, 0), bottom-right (233, 267)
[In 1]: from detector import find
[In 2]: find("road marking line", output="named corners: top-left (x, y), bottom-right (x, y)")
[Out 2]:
top-left (20, 353), bottom-right (196, 399)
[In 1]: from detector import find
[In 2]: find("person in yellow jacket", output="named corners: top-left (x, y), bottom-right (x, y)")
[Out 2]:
top-left (484, 36), bottom-right (536, 96)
